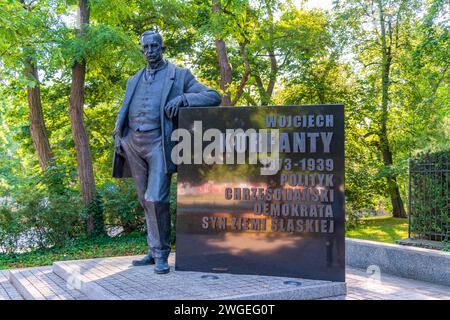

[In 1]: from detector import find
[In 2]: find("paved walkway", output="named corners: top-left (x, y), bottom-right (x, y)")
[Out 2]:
top-left (342, 267), bottom-right (450, 300)
top-left (1, 255), bottom-right (449, 300)
top-left (50, 255), bottom-right (346, 300)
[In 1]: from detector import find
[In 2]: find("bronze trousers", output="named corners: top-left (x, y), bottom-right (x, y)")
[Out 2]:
top-left (121, 128), bottom-right (172, 259)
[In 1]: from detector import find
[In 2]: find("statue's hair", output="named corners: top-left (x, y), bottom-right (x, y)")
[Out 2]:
top-left (140, 30), bottom-right (164, 47)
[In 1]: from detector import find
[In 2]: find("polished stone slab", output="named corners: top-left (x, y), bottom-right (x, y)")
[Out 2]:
top-left (176, 105), bottom-right (345, 281)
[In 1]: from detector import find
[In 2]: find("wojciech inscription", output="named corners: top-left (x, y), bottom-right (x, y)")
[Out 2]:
top-left (175, 105), bottom-right (345, 282)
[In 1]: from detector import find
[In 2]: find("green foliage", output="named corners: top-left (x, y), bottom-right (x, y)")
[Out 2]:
top-left (333, 0), bottom-right (449, 215)
top-left (18, 189), bottom-right (83, 248)
top-left (0, 207), bottom-right (25, 254)
top-left (414, 149), bottom-right (450, 163)
top-left (0, 233), bottom-right (148, 269)
top-left (84, 193), bottom-right (106, 237)
top-left (0, 0), bottom-right (69, 87)
top-left (0, 0), bottom-right (448, 260)
top-left (0, 163), bottom-right (84, 253)
top-left (345, 207), bottom-right (362, 231)
top-left (100, 180), bottom-right (144, 234)
top-left (443, 241), bottom-right (450, 252)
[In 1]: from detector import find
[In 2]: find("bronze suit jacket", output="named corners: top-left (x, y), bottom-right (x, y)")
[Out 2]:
top-left (112, 61), bottom-right (222, 178)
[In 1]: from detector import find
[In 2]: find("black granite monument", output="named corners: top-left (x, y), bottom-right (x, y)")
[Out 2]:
top-left (175, 105), bottom-right (345, 282)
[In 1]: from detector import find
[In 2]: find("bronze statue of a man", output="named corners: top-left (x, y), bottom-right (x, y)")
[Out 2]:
top-left (112, 30), bottom-right (221, 274)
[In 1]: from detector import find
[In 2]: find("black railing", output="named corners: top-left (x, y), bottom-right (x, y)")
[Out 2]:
top-left (408, 151), bottom-right (449, 242)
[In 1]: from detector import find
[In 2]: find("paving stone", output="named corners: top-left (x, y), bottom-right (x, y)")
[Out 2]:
top-left (52, 254), bottom-right (345, 300)
top-left (344, 267), bottom-right (450, 300)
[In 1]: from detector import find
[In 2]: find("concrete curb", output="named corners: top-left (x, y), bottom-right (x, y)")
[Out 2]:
top-left (226, 282), bottom-right (347, 300)
top-left (9, 267), bottom-right (49, 300)
top-left (346, 238), bottom-right (450, 286)
top-left (9, 270), bottom-right (41, 300)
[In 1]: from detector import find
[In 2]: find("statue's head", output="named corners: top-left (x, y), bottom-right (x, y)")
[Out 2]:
top-left (140, 30), bottom-right (165, 65)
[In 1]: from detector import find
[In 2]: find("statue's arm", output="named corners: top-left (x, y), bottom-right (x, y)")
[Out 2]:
top-left (183, 69), bottom-right (222, 107)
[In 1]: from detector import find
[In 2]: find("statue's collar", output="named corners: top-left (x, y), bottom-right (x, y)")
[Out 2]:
top-left (146, 59), bottom-right (168, 74)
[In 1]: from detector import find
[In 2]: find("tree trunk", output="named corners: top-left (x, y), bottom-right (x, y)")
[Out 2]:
top-left (212, 0), bottom-right (232, 106)
top-left (69, 0), bottom-right (96, 232)
top-left (378, 1), bottom-right (406, 218)
top-left (380, 134), bottom-right (407, 218)
top-left (20, 1), bottom-right (52, 171)
top-left (24, 57), bottom-right (53, 171)
top-left (265, 48), bottom-right (278, 105)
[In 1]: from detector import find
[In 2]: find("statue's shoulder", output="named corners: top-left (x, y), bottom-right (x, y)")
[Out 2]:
top-left (168, 61), bottom-right (190, 77)
top-left (170, 64), bottom-right (195, 85)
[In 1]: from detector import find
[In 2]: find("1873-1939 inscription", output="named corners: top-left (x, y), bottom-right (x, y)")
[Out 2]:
top-left (175, 105), bottom-right (345, 282)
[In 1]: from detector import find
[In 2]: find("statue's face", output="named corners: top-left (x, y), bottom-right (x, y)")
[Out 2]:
top-left (142, 35), bottom-right (164, 65)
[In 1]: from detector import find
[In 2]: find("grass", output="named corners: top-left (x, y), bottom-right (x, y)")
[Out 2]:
top-left (0, 232), bottom-right (149, 270)
top-left (346, 215), bottom-right (408, 244)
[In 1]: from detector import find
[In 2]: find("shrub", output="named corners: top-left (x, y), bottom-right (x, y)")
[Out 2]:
top-left (0, 163), bottom-right (85, 253)
top-left (345, 206), bottom-right (362, 231)
top-left (16, 189), bottom-right (84, 249)
top-left (83, 193), bottom-right (106, 236)
top-left (100, 180), bottom-right (145, 234)
top-left (0, 206), bottom-right (26, 254)
top-left (0, 189), bottom-right (84, 253)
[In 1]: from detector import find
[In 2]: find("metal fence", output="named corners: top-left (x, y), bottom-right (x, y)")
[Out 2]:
top-left (408, 155), bottom-right (449, 241)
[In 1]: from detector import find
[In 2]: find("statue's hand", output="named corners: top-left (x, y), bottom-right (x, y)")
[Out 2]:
top-left (114, 135), bottom-right (124, 156)
top-left (165, 96), bottom-right (184, 118)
